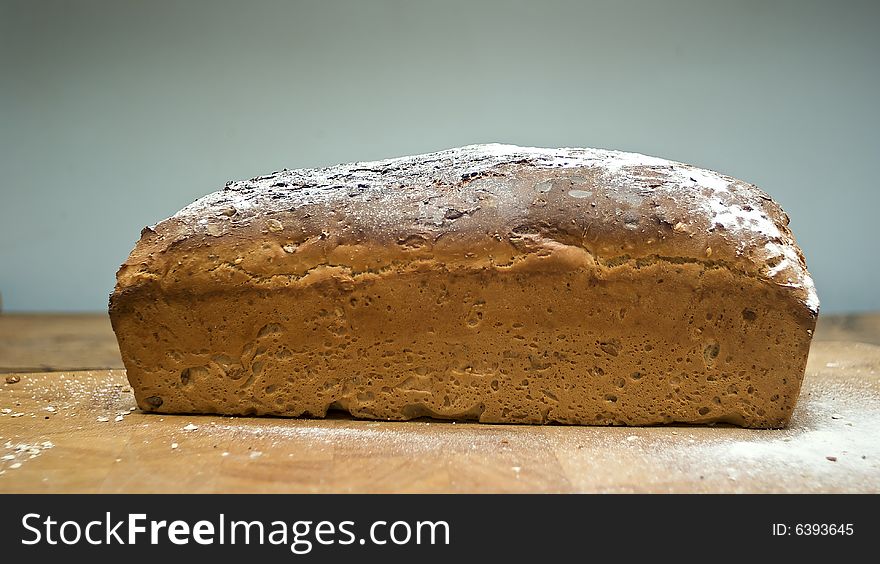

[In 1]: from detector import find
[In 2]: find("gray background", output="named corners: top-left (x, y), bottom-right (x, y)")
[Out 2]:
top-left (1, 0), bottom-right (877, 313)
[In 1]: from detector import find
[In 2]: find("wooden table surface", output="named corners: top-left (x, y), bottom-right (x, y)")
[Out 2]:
top-left (1, 313), bottom-right (878, 493)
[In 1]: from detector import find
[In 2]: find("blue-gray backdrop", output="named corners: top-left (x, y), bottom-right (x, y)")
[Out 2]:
top-left (1, 0), bottom-right (877, 313)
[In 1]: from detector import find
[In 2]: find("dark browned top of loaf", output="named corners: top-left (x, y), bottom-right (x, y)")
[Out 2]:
top-left (112, 144), bottom-right (818, 315)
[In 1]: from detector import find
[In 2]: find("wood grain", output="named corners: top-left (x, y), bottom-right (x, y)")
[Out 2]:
top-left (0, 314), bottom-right (122, 373)
top-left (1, 341), bottom-right (878, 493)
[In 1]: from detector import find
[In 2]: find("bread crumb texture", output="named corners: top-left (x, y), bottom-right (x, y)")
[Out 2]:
top-left (110, 144), bottom-right (818, 428)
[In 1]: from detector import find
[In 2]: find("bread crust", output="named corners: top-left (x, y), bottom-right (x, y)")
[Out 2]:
top-left (110, 144), bottom-right (818, 427)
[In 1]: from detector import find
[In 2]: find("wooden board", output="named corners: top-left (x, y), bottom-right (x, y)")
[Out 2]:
top-left (0, 314), bottom-right (122, 373)
top-left (1, 341), bottom-right (878, 493)
top-left (814, 312), bottom-right (880, 345)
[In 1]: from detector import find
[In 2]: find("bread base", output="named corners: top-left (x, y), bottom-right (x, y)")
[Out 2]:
top-left (112, 259), bottom-right (813, 428)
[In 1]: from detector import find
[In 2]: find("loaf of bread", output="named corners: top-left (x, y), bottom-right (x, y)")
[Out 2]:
top-left (110, 144), bottom-right (818, 428)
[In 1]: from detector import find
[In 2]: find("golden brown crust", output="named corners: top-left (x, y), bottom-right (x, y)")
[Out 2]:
top-left (113, 144), bottom-right (817, 314)
top-left (110, 144), bottom-right (818, 427)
